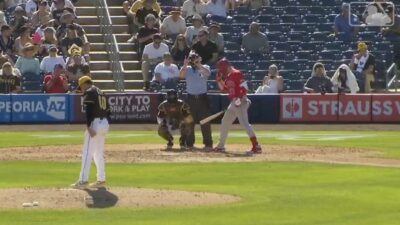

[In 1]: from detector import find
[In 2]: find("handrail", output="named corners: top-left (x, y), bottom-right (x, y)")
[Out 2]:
top-left (386, 63), bottom-right (398, 92)
top-left (94, 0), bottom-right (125, 92)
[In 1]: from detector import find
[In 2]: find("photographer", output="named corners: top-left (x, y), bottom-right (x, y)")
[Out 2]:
top-left (304, 62), bottom-right (333, 94)
top-left (179, 51), bottom-right (213, 151)
top-left (43, 64), bottom-right (68, 93)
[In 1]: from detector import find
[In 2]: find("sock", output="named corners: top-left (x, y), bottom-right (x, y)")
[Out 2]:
top-left (250, 137), bottom-right (258, 147)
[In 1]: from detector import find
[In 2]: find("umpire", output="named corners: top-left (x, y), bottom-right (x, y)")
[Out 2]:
top-left (179, 51), bottom-right (213, 150)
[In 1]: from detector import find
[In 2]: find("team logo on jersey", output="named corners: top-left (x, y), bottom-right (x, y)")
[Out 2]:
top-left (282, 97), bottom-right (302, 119)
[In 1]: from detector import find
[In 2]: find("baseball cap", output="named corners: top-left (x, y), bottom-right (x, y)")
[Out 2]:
top-left (48, 44), bottom-right (57, 51)
top-left (78, 76), bottom-right (92, 88)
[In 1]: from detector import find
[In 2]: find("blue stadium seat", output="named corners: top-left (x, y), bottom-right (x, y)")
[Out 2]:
top-left (304, 6), bottom-right (325, 15)
top-left (252, 70), bottom-right (267, 80)
top-left (288, 31), bottom-right (308, 42)
top-left (207, 81), bottom-right (219, 91)
top-left (279, 70), bottom-right (298, 80)
top-left (295, 50), bottom-right (313, 60)
top-left (22, 72), bottom-right (42, 82)
top-left (224, 42), bottom-right (241, 51)
top-left (342, 50), bottom-right (355, 60)
top-left (302, 14), bottom-right (322, 23)
top-left (266, 24), bottom-right (289, 33)
top-left (280, 15), bottom-right (300, 24)
top-left (271, 0), bottom-right (292, 7)
top-left (359, 32), bottom-right (377, 42)
top-left (316, 23), bottom-right (334, 32)
top-left (267, 32), bottom-right (284, 42)
top-left (310, 32), bottom-right (329, 41)
top-left (234, 6), bottom-right (252, 15)
top-left (318, 50), bottom-right (338, 61)
top-left (273, 42), bottom-right (291, 51)
top-left (255, 15), bottom-right (278, 24)
top-left (281, 61), bottom-right (299, 71)
top-left (299, 42), bottom-right (319, 51)
top-left (271, 51), bottom-right (290, 61)
top-left (22, 81), bottom-right (43, 93)
top-left (284, 6), bottom-right (301, 15)
top-left (257, 6), bottom-right (277, 15)
top-left (316, 0), bottom-right (341, 6)
top-left (224, 51), bottom-right (244, 61)
top-left (232, 15), bottom-right (252, 24)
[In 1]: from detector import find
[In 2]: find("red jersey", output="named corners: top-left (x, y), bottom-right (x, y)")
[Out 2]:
top-left (223, 69), bottom-right (247, 100)
top-left (44, 75), bottom-right (67, 93)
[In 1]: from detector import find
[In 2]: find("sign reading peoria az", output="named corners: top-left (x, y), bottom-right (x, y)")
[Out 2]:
top-left (280, 95), bottom-right (400, 122)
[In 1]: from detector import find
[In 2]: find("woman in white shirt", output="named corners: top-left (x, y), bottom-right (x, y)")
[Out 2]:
top-left (255, 64), bottom-right (284, 94)
top-left (40, 45), bottom-right (66, 74)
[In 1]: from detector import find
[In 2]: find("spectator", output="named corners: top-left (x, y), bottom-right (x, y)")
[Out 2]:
top-left (160, 10), bottom-right (186, 41)
top-left (56, 11), bottom-right (90, 56)
top-left (65, 45), bottom-right (90, 81)
top-left (179, 51), bottom-right (213, 150)
top-left (50, 0), bottom-right (75, 13)
top-left (191, 29), bottom-right (218, 64)
top-left (25, 0), bottom-right (39, 18)
top-left (241, 22), bottom-right (269, 53)
top-left (14, 26), bottom-right (35, 56)
top-left (206, 0), bottom-right (227, 22)
top-left (208, 23), bottom-right (224, 55)
top-left (350, 42), bottom-right (376, 93)
top-left (43, 64), bottom-right (68, 93)
top-left (304, 62), bottom-right (333, 94)
top-left (170, 34), bottom-right (190, 66)
top-left (9, 6), bottom-right (29, 38)
top-left (184, 15), bottom-right (208, 46)
top-left (31, 0), bottom-right (52, 30)
top-left (0, 11), bottom-right (7, 28)
top-left (244, 0), bottom-right (269, 10)
top-left (51, 2), bottom-right (74, 27)
top-left (381, 6), bottom-right (400, 66)
top-left (60, 24), bottom-right (84, 57)
top-left (38, 27), bottom-right (58, 57)
top-left (134, 0), bottom-right (160, 28)
top-left (0, 25), bottom-right (15, 57)
top-left (126, 0), bottom-right (160, 35)
top-left (40, 45), bottom-right (65, 74)
top-left (334, 3), bottom-right (359, 42)
top-left (141, 33), bottom-right (169, 91)
top-left (181, 0), bottom-right (207, 19)
top-left (255, 64), bottom-right (284, 94)
top-left (0, 62), bottom-right (21, 93)
top-left (15, 43), bottom-right (41, 77)
top-left (123, 0), bottom-right (134, 15)
top-left (151, 52), bottom-right (180, 88)
top-left (134, 14), bottom-right (159, 57)
top-left (331, 64), bottom-right (359, 94)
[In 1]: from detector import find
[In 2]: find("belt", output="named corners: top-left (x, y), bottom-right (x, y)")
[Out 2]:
top-left (188, 93), bottom-right (207, 99)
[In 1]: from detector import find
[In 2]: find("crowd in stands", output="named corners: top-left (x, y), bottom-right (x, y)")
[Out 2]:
top-left (123, 0), bottom-right (399, 94)
top-left (0, 0), bottom-right (90, 94)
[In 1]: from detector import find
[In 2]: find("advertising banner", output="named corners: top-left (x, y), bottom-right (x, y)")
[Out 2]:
top-left (372, 94), bottom-right (400, 122)
top-left (10, 94), bottom-right (69, 123)
top-left (0, 94), bottom-right (11, 123)
top-left (337, 94), bottom-right (372, 122)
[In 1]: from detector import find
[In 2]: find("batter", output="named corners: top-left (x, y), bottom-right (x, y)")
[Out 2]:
top-left (214, 58), bottom-right (262, 155)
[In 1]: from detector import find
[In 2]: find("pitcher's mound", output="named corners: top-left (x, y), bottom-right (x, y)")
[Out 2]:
top-left (0, 187), bottom-right (241, 209)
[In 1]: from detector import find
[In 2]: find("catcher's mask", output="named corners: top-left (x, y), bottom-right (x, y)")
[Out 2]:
top-left (166, 89), bottom-right (178, 103)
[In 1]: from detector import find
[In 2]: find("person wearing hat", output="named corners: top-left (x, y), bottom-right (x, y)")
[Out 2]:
top-left (160, 10), bottom-right (186, 41)
top-left (141, 33), bottom-right (169, 91)
top-left (134, 0), bottom-right (160, 28)
top-left (208, 23), bottom-right (224, 55)
top-left (15, 42), bottom-right (41, 77)
top-left (66, 44), bottom-right (90, 81)
top-left (38, 26), bottom-right (57, 56)
top-left (184, 14), bottom-right (208, 46)
top-left (9, 6), bottom-right (29, 38)
top-left (133, 14), bottom-right (159, 53)
top-left (182, 0), bottom-right (206, 19)
top-left (31, 0), bottom-right (52, 29)
top-left (0, 62), bottom-right (21, 94)
top-left (71, 75), bottom-right (111, 189)
top-left (40, 45), bottom-right (65, 74)
top-left (179, 51), bottom-right (213, 151)
top-left (334, 3), bottom-right (359, 42)
top-left (43, 63), bottom-right (68, 93)
top-left (50, 0), bottom-right (75, 14)
top-left (0, 25), bottom-right (15, 57)
top-left (350, 42), bottom-right (376, 93)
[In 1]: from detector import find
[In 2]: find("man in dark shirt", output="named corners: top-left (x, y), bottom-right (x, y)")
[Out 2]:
top-left (71, 75), bottom-right (111, 189)
top-left (135, 14), bottom-right (159, 56)
top-left (0, 62), bottom-right (21, 94)
top-left (304, 63), bottom-right (333, 93)
top-left (0, 25), bottom-right (14, 57)
top-left (135, 0), bottom-right (159, 27)
top-left (191, 30), bottom-right (219, 64)
top-left (9, 6), bottom-right (28, 38)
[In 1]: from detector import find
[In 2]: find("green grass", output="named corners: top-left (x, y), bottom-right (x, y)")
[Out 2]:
top-left (0, 130), bottom-right (399, 158)
top-left (1, 161), bottom-right (400, 225)
top-left (1, 130), bottom-right (400, 225)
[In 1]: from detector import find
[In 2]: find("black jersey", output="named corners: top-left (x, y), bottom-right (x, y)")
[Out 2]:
top-left (83, 85), bottom-right (110, 127)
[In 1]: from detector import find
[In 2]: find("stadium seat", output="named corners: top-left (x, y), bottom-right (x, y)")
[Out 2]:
top-left (284, 6), bottom-right (301, 15)
top-left (281, 61), bottom-right (299, 71)
top-left (302, 14), bottom-right (322, 23)
top-left (257, 6), bottom-right (277, 15)
top-left (22, 81), bottom-right (43, 93)
top-left (271, 51), bottom-right (290, 61)
top-left (255, 15), bottom-right (278, 24)
top-left (273, 42), bottom-right (291, 51)
top-left (304, 6), bottom-right (325, 15)
top-left (280, 15), bottom-right (300, 24)
top-left (232, 15), bottom-right (252, 24)
top-left (271, 0), bottom-right (292, 7)
top-left (252, 70), bottom-right (267, 80)
top-left (318, 50), bottom-right (338, 61)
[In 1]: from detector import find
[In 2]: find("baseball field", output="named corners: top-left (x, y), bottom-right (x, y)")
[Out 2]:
top-left (1, 124), bottom-right (400, 225)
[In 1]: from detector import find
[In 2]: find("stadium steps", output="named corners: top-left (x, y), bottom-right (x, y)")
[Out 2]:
top-left (106, 0), bottom-right (143, 91)
top-left (75, 0), bottom-right (116, 92)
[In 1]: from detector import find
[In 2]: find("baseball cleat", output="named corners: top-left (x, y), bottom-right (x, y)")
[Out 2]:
top-left (246, 145), bottom-right (262, 155)
top-left (88, 181), bottom-right (106, 188)
top-left (70, 181), bottom-right (89, 189)
top-left (203, 146), bottom-right (214, 152)
top-left (212, 147), bottom-right (226, 153)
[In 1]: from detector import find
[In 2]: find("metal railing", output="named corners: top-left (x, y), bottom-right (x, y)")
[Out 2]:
top-left (386, 62), bottom-right (398, 92)
top-left (94, 0), bottom-right (125, 92)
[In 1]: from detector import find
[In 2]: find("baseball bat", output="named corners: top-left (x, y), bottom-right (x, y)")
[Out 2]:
top-left (200, 110), bottom-right (225, 125)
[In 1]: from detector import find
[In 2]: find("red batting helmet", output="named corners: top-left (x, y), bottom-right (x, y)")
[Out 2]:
top-left (217, 57), bottom-right (231, 77)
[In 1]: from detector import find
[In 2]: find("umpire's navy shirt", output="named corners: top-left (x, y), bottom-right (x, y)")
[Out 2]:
top-left (185, 65), bottom-right (210, 95)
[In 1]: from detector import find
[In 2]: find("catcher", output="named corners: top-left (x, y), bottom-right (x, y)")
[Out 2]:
top-left (157, 89), bottom-right (194, 150)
